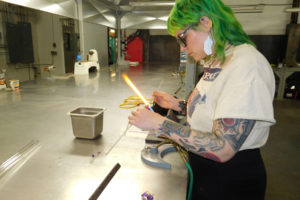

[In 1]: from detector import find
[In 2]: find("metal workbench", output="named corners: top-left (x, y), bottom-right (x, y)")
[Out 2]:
top-left (0, 64), bottom-right (187, 200)
top-left (273, 65), bottom-right (300, 100)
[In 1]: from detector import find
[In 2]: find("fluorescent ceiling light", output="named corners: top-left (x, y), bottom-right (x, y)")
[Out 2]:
top-left (129, 1), bottom-right (175, 7)
top-left (144, 16), bottom-right (156, 21)
top-left (42, 4), bottom-right (61, 12)
top-left (285, 7), bottom-right (300, 12)
top-left (158, 16), bottom-right (169, 21)
top-left (231, 5), bottom-right (264, 13)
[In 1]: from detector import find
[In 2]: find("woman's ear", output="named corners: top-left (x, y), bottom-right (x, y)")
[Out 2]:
top-left (199, 16), bottom-right (212, 32)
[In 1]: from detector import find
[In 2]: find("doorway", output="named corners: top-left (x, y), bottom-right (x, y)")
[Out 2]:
top-left (62, 18), bottom-right (78, 73)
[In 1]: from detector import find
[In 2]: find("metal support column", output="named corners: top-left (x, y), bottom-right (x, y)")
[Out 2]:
top-left (76, 0), bottom-right (85, 57)
top-left (116, 12), bottom-right (129, 66)
top-left (117, 13), bottom-right (121, 62)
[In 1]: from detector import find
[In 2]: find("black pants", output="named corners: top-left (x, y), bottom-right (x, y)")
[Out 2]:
top-left (187, 149), bottom-right (266, 200)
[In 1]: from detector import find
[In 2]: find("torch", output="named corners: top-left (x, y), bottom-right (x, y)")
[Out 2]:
top-left (122, 73), bottom-right (154, 112)
top-left (105, 74), bottom-right (155, 156)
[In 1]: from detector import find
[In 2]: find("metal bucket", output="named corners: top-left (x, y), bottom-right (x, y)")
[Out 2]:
top-left (69, 107), bottom-right (104, 139)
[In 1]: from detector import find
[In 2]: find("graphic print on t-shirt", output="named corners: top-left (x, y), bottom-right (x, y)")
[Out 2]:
top-left (188, 89), bottom-right (206, 118)
top-left (202, 67), bottom-right (222, 81)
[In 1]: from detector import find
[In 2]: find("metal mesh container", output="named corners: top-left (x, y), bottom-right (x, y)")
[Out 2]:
top-left (70, 107), bottom-right (104, 139)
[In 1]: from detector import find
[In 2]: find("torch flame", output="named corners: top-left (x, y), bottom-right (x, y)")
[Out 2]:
top-left (122, 73), bottom-right (150, 107)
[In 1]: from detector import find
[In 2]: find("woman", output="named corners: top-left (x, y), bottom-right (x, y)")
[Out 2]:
top-left (129, 0), bottom-right (276, 199)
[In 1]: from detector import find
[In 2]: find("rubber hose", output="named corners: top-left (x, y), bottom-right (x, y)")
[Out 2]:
top-left (185, 162), bottom-right (194, 200)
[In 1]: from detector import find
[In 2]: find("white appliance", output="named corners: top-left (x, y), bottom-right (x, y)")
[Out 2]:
top-left (74, 49), bottom-right (100, 75)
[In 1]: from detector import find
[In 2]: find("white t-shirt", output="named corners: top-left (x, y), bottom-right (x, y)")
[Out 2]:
top-left (187, 44), bottom-right (276, 150)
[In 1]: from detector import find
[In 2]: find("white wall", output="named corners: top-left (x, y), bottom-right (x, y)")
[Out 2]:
top-left (0, 5), bottom-right (110, 82)
top-left (0, 8), bottom-right (68, 81)
top-left (235, 6), bottom-right (292, 35)
top-left (33, 11), bottom-right (66, 77)
top-left (83, 22), bottom-right (108, 67)
top-left (220, 0), bottom-right (295, 35)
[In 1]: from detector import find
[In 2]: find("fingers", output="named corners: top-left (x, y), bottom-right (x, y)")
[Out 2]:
top-left (152, 95), bottom-right (163, 104)
top-left (128, 107), bottom-right (162, 130)
top-left (128, 114), bottom-right (136, 126)
top-left (128, 108), bottom-right (143, 125)
top-left (129, 110), bottom-right (137, 120)
top-left (152, 90), bottom-right (161, 95)
top-left (153, 91), bottom-right (172, 101)
top-left (130, 108), bottom-right (141, 116)
top-left (152, 91), bottom-right (162, 98)
top-left (128, 119), bottom-right (135, 125)
top-left (131, 111), bottom-right (136, 116)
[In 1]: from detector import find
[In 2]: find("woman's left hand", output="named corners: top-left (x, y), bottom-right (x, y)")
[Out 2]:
top-left (128, 108), bottom-right (165, 130)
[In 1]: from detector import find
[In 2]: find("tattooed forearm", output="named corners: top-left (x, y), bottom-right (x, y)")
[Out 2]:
top-left (159, 120), bottom-right (191, 137)
top-left (178, 139), bottom-right (197, 150)
top-left (157, 118), bottom-right (255, 162)
top-left (194, 134), bottom-right (225, 152)
top-left (158, 120), bottom-right (224, 154)
top-left (216, 118), bottom-right (256, 151)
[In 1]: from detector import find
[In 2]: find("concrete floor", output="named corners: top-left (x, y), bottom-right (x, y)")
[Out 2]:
top-left (0, 63), bottom-right (299, 200)
top-left (262, 100), bottom-right (300, 200)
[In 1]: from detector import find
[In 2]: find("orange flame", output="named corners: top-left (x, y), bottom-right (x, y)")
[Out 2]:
top-left (122, 73), bottom-right (150, 107)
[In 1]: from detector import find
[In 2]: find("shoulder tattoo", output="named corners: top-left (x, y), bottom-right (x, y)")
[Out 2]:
top-left (215, 118), bottom-right (256, 151)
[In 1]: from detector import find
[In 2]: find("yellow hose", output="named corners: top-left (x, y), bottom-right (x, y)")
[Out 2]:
top-left (119, 95), bottom-right (153, 109)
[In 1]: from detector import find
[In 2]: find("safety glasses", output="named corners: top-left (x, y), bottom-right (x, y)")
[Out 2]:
top-left (176, 24), bottom-right (194, 47)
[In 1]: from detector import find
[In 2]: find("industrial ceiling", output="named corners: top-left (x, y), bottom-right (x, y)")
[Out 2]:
top-left (0, 0), bottom-right (296, 32)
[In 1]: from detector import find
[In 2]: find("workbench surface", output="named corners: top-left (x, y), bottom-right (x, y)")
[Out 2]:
top-left (0, 64), bottom-right (187, 200)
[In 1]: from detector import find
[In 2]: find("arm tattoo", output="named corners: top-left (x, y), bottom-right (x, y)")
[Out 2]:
top-left (194, 133), bottom-right (225, 152)
top-left (159, 120), bottom-right (191, 137)
top-left (216, 118), bottom-right (255, 151)
top-left (198, 152), bottom-right (221, 162)
top-left (158, 120), bottom-right (223, 160)
top-left (157, 118), bottom-right (255, 162)
top-left (179, 139), bottom-right (197, 150)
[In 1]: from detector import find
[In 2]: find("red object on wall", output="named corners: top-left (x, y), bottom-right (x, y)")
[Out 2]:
top-left (125, 36), bottom-right (143, 63)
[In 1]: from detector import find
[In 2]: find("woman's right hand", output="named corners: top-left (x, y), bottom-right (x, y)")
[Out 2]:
top-left (152, 91), bottom-right (180, 111)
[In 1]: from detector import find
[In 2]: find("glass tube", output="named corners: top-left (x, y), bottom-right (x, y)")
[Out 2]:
top-left (0, 140), bottom-right (40, 178)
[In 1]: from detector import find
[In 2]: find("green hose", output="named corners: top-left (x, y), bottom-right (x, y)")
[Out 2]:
top-left (185, 161), bottom-right (194, 200)
top-left (162, 140), bottom-right (194, 200)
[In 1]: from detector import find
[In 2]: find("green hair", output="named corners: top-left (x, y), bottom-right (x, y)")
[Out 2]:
top-left (167, 0), bottom-right (255, 63)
